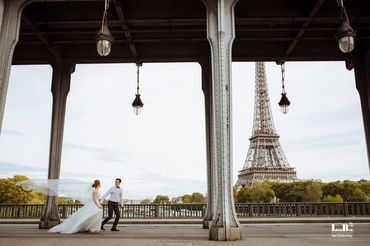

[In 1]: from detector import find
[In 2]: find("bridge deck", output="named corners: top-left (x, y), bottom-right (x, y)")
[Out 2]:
top-left (1, 217), bottom-right (370, 224)
top-left (0, 223), bottom-right (369, 246)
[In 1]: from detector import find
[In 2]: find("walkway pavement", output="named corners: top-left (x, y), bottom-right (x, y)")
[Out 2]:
top-left (1, 217), bottom-right (370, 224)
top-left (0, 223), bottom-right (369, 246)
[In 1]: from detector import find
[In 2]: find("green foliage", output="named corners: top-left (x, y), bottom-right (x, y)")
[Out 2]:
top-left (322, 194), bottom-right (344, 202)
top-left (322, 181), bottom-right (344, 198)
top-left (0, 175), bottom-right (83, 204)
top-left (181, 194), bottom-right (192, 203)
top-left (191, 192), bottom-right (206, 203)
top-left (284, 190), bottom-right (304, 202)
top-left (348, 188), bottom-right (369, 202)
top-left (235, 179), bottom-right (370, 203)
top-left (302, 181), bottom-right (322, 202)
top-left (2, 175), bottom-right (370, 205)
top-left (359, 180), bottom-right (370, 197)
top-left (0, 175), bottom-right (35, 204)
top-left (236, 182), bottom-right (275, 203)
top-left (233, 187), bottom-right (238, 203)
top-left (322, 180), bottom-right (369, 202)
top-left (30, 192), bottom-right (46, 204)
top-left (153, 195), bottom-right (169, 204)
top-left (342, 180), bottom-right (360, 201)
top-left (179, 193), bottom-right (206, 203)
top-left (236, 186), bottom-right (251, 203)
top-left (250, 182), bottom-right (275, 202)
top-left (269, 182), bottom-right (292, 202)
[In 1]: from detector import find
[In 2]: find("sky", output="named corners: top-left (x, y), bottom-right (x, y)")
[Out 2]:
top-left (0, 61), bottom-right (369, 200)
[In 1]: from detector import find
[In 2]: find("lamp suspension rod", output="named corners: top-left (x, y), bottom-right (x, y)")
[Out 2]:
top-left (101, 0), bottom-right (110, 29)
top-left (337, 0), bottom-right (349, 19)
top-left (136, 64), bottom-right (140, 94)
top-left (281, 63), bottom-right (286, 92)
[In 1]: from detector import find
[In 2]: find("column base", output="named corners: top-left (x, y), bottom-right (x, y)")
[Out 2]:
top-left (39, 219), bottom-right (60, 229)
top-left (202, 219), bottom-right (212, 229)
top-left (209, 226), bottom-right (242, 241)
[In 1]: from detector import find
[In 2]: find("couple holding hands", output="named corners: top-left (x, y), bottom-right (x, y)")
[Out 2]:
top-left (48, 178), bottom-right (124, 234)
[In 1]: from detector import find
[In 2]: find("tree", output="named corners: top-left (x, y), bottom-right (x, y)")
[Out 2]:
top-left (0, 175), bottom-right (84, 204)
top-left (269, 182), bottom-right (293, 202)
top-left (153, 195), bottom-right (169, 204)
top-left (236, 182), bottom-right (275, 203)
top-left (233, 186), bottom-right (238, 203)
top-left (322, 181), bottom-right (344, 197)
top-left (323, 194), bottom-right (344, 202)
top-left (359, 180), bottom-right (370, 197)
top-left (348, 188), bottom-right (369, 202)
top-left (248, 182), bottom-right (275, 203)
top-left (270, 181), bottom-right (305, 202)
top-left (322, 180), bottom-right (369, 202)
top-left (182, 194), bottom-right (192, 203)
top-left (0, 175), bottom-right (35, 204)
top-left (236, 186), bottom-right (251, 203)
top-left (342, 180), bottom-right (360, 201)
top-left (284, 190), bottom-right (304, 202)
top-left (191, 192), bottom-right (206, 203)
top-left (302, 181), bottom-right (322, 202)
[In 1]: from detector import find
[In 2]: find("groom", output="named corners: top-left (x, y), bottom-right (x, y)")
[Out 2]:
top-left (100, 178), bottom-right (123, 231)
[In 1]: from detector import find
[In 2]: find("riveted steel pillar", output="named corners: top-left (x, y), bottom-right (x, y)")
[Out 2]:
top-left (0, 0), bottom-right (24, 134)
top-left (39, 58), bottom-right (74, 229)
top-left (0, 1), bottom-right (4, 27)
top-left (201, 0), bottom-right (241, 241)
top-left (354, 48), bottom-right (370, 171)
top-left (200, 57), bottom-right (215, 229)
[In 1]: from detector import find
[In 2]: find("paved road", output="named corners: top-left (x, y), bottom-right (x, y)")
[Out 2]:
top-left (0, 223), bottom-right (369, 246)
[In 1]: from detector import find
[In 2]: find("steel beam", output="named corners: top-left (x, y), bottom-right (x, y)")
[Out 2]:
top-left (285, 0), bottom-right (326, 56)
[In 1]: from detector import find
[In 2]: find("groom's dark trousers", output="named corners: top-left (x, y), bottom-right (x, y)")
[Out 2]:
top-left (102, 201), bottom-right (120, 229)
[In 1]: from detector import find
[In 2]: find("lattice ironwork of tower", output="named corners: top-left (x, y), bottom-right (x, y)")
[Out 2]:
top-left (235, 62), bottom-right (297, 187)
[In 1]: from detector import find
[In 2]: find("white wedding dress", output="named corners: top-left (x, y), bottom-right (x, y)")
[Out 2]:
top-left (48, 188), bottom-right (103, 234)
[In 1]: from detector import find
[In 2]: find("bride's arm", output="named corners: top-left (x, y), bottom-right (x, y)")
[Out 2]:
top-left (93, 190), bottom-right (102, 209)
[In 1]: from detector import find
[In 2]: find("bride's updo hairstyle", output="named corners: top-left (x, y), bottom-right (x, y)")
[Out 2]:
top-left (92, 180), bottom-right (100, 188)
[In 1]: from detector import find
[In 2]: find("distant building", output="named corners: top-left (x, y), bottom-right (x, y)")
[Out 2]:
top-left (235, 62), bottom-right (297, 187)
top-left (171, 196), bottom-right (183, 203)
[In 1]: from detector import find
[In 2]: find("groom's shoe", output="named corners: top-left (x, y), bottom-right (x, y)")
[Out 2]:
top-left (100, 225), bottom-right (106, 231)
top-left (111, 228), bottom-right (120, 231)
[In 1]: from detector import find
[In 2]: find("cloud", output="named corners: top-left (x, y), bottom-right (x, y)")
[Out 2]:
top-left (64, 143), bottom-right (130, 165)
top-left (0, 161), bottom-right (45, 173)
top-left (285, 129), bottom-right (364, 152)
top-left (132, 169), bottom-right (206, 197)
top-left (1, 129), bottom-right (25, 136)
top-left (0, 161), bottom-right (111, 180)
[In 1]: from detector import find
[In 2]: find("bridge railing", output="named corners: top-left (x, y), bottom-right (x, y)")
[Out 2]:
top-left (0, 203), bottom-right (369, 219)
top-left (235, 202), bottom-right (370, 217)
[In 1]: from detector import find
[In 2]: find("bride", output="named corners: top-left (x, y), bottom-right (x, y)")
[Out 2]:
top-left (17, 179), bottom-right (104, 234)
top-left (49, 180), bottom-right (103, 234)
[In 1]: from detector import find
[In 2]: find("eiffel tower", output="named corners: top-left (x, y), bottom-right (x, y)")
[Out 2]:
top-left (235, 62), bottom-right (297, 187)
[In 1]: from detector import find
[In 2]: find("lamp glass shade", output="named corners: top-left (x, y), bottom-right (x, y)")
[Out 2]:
top-left (96, 23), bottom-right (114, 56)
top-left (278, 93), bottom-right (290, 114)
top-left (335, 16), bottom-right (356, 54)
top-left (132, 94), bottom-right (144, 115)
top-left (280, 105), bottom-right (289, 114)
top-left (133, 107), bottom-right (142, 115)
top-left (338, 36), bottom-right (355, 53)
top-left (96, 39), bottom-right (112, 56)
